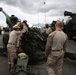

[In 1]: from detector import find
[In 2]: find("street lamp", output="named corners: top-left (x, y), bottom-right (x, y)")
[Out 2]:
top-left (38, 10), bottom-right (39, 25)
top-left (44, 1), bottom-right (46, 24)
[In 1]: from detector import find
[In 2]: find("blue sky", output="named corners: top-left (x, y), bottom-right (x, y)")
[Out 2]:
top-left (0, 0), bottom-right (76, 27)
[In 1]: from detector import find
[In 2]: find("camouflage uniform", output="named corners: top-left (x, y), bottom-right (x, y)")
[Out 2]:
top-left (3, 31), bottom-right (9, 54)
top-left (16, 23), bottom-right (28, 48)
top-left (7, 23), bottom-right (28, 70)
top-left (7, 44), bottom-right (16, 68)
top-left (45, 30), bottom-right (67, 75)
top-left (40, 27), bottom-right (46, 33)
top-left (16, 23), bottom-right (28, 53)
top-left (40, 27), bottom-right (52, 34)
top-left (45, 27), bottom-right (52, 34)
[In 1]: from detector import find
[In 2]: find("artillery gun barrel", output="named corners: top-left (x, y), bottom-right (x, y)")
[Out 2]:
top-left (0, 7), bottom-right (9, 18)
top-left (0, 7), bottom-right (12, 27)
top-left (64, 11), bottom-right (76, 17)
top-left (0, 7), bottom-right (2, 11)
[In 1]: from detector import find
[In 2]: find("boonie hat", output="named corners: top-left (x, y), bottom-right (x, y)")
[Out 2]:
top-left (18, 53), bottom-right (27, 59)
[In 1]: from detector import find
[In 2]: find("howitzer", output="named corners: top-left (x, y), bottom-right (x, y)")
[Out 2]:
top-left (20, 27), bottom-right (47, 65)
top-left (64, 11), bottom-right (76, 40)
top-left (0, 7), bottom-right (19, 28)
top-left (64, 11), bottom-right (76, 23)
top-left (63, 11), bottom-right (76, 60)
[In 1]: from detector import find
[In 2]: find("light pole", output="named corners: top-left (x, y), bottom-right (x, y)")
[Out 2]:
top-left (38, 10), bottom-right (39, 25)
top-left (44, 1), bottom-right (46, 24)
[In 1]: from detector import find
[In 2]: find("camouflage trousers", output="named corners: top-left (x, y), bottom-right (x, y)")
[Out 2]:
top-left (46, 50), bottom-right (64, 75)
top-left (7, 44), bottom-right (16, 68)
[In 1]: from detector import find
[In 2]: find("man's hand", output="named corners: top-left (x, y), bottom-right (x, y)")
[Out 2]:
top-left (45, 52), bottom-right (50, 57)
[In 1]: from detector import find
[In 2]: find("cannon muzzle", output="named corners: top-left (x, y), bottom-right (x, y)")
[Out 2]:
top-left (0, 7), bottom-right (2, 11)
top-left (64, 11), bottom-right (72, 16)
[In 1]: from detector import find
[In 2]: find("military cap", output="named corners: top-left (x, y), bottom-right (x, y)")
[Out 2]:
top-left (13, 25), bottom-right (20, 29)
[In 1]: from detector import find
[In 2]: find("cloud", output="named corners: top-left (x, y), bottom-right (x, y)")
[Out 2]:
top-left (1, 0), bottom-right (76, 14)
top-left (0, 20), bottom-right (7, 27)
top-left (0, 0), bottom-right (76, 27)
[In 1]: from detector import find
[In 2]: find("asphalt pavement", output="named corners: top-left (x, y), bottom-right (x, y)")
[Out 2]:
top-left (0, 56), bottom-right (76, 75)
top-left (0, 34), bottom-right (76, 75)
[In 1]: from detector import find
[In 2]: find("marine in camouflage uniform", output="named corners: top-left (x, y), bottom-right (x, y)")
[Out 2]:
top-left (7, 22), bottom-right (28, 72)
top-left (16, 22), bottom-right (28, 53)
top-left (2, 28), bottom-right (9, 55)
top-left (40, 24), bottom-right (52, 35)
top-left (45, 20), bottom-right (68, 75)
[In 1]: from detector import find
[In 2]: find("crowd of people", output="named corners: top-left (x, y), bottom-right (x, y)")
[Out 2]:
top-left (0, 20), bottom-right (68, 75)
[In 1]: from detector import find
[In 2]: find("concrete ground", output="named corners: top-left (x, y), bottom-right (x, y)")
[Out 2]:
top-left (0, 35), bottom-right (76, 75)
top-left (0, 56), bottom-right (76, 75)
